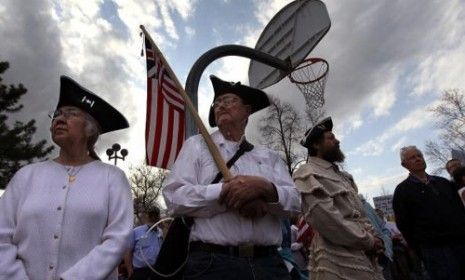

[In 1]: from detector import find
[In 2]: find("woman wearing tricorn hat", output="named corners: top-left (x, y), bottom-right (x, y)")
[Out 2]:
top-left (0, 76), bottom-right (133, 280)
top-left (163, 75), bottom-right (300, 279)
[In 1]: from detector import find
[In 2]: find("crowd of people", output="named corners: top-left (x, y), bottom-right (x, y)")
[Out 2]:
top-left (1, 75), bottom-right (465, 280)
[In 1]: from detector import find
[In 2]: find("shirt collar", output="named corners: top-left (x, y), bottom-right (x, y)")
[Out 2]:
top-left (408, 173), bottom-right (435, 184)
top-left (213, 130), bottom-right (246, 152)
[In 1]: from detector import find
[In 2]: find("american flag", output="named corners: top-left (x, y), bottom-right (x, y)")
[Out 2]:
top-left (144, 37), bottom-right (185, 169)
top-left (296, 216), bottom-right (314, 246)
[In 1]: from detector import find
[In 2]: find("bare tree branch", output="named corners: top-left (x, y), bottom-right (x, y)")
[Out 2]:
top-left (258, 96), bottom-right (325, 175)
top-left (425, 89), bottom-right (465, 173)
top-left (129, 165), bottom-right (167, 222)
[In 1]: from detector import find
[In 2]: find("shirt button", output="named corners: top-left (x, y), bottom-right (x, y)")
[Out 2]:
top-left (49, 265), bottom-right (54, 270)
top-left (57, 206), bottom-right (62, 211)
top-left (54, 235), bottom-right (59, 239)
top-left (62, 185), bottom-right (66, 189)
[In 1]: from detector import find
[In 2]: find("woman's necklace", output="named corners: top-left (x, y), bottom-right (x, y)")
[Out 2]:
top-left (64, 165), bottom-right (84, 183)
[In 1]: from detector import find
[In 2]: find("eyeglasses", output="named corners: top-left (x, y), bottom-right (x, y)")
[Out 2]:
top-left (48, 109), bottom-right (82, 120)
top-left (212, 96), bottom-right (241, 109)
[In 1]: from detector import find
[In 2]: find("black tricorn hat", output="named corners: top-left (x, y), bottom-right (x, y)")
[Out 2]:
top-left (300, 117), bottom-right (333, 148)
top-left (208, 75), bottom-right (270, 127)
top-left (56, 76), bottom-right (129, 134)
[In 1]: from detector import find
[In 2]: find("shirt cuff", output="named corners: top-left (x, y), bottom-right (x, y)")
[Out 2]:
top-left (206, 183), bottom-right (223, 201)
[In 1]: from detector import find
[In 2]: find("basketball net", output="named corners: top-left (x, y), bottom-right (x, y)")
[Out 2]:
top-left (289, 57), bottom-right (329, 109)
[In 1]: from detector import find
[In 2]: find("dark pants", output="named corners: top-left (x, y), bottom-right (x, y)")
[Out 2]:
top-left (130, 267), bottom-right (153, 280)
top-left (420, 243), bottom-right (465, 280)
top-left (379, 255), bottom-right (393, 280)
top-left (183, 251), bottom-right (291, 280)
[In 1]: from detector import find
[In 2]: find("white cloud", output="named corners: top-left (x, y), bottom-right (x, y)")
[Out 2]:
top-left (254, 0), bottom-right (289, 26)
top-left (370, 81), bottom-right (396, 117)
top-left (391, 136), bottom-right (407, 152)
top-left (154, 0), bottom-right (197, 41)
top-left (185, 26), bottom-right (195, 38)
top-left (351, 103), bottom-right (436, 156)
top-left (336, 113), bottom-right (363, 140)
top-left (356, 171), bottom-right (406, 202)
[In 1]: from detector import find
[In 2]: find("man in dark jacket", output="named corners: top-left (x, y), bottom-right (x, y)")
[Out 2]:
top-left (393, 145), bottom-right (465, 280)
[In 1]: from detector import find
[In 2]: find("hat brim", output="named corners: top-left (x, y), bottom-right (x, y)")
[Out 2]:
top-left (57, 76), bottom-right (129, 134)
top-left (208, 75), bottom-right (270, 127)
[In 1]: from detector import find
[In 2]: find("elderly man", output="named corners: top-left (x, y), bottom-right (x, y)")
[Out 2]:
top-left (393, 146), bottom-right (465, 280)
top-left (293, 117), bottom-right (384, 280)
top-left (163, 75), bottom-right (301, 280)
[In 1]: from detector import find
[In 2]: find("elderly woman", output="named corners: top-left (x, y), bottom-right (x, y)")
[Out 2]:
top-left (0, 76), bottom-right (133, 280)
top-left (163, 75), bottom-right (301, 280)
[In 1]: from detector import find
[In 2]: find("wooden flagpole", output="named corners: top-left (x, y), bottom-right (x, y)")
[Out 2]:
top-left (140, 25), bottom-right (231, 180)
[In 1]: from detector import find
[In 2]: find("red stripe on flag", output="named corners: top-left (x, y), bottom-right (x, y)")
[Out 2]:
top-left (161, 107), bottom-right (175, 168)
top-left (151, 72), bottom-right (164, 166)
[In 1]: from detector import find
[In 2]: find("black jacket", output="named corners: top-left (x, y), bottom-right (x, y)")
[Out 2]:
top-left (393, 174), bottom-right (465, 253)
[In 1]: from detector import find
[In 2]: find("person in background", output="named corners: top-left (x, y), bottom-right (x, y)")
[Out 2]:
top-left (360, 196), bottom-right (393, 280)
top-left (393, 146), bottom-right (465, 280)
top-left (445, 158), bottom-right (462, 179)
top-left (451, 166), bottom-right (465, 205)
top-left (0, 76), bottom-right (133, 279)
top-left (124, 206), bottom-right (163, 280)
top-left (293, 117), bottom-right (384, 280)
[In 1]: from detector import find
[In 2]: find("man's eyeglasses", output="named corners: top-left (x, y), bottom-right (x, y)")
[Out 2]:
top-left (48, 109), bottom-right (81, 120)
top-left (212, 96), bottom-right (241, 109)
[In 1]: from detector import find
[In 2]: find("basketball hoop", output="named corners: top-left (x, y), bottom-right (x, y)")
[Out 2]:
top-left (289, 57), bottom-right (329, 109)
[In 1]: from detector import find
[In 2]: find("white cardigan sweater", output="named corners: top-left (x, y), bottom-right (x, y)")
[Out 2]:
top-left (0, 160), bottom-right (133, 280)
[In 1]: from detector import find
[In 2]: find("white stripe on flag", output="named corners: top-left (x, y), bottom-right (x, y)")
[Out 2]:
top-left (156, 100), bottom-right (170, 167)
top-left (166, 110), bottom-right (181, 168)
top-left (146, 78), bottom-right (158, 164)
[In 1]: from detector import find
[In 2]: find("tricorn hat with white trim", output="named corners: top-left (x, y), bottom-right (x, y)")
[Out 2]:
top-left (56, 76), bottom-right (129, 134)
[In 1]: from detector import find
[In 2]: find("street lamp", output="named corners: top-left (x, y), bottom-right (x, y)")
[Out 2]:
top-left (106, 143), bottom-right (128, 166)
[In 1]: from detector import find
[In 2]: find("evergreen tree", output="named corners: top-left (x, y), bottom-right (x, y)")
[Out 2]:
top-left (0, 61), bottom-right (54, 189)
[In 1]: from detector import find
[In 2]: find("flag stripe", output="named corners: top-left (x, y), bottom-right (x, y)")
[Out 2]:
top-left (145, 37), bottom-right (185, 169)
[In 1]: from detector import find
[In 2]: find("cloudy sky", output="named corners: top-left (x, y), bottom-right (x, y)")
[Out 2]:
top-left (1, 0), bottom-right (465, 201)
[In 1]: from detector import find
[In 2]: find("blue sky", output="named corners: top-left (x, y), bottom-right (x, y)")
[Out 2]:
top-left (1, 0), bottom-right (465, 201)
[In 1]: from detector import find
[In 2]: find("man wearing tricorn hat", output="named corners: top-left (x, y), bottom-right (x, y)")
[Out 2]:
top-left (163, 75), bottom-right (301, 279)
top-left (293, 117), bottom-right (384, 280)
top-left (0, 76), bottom-right (133, 279)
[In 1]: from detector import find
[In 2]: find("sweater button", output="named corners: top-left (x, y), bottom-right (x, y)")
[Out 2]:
top-left (49, 265), bottom-right (54, 270)
top-left (57, 206), bottom-right (62, 211)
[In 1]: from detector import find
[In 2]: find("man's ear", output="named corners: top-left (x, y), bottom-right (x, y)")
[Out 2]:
top-left (245, 104), bottom-right (252, 115)
top-left (311, 142), bottom-right (320, 152)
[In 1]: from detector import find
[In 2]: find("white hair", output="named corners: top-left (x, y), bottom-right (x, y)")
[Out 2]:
top-left (82, 112), bottom-right (101, 137)
top-left (400, 145), bottom-right (421, 162)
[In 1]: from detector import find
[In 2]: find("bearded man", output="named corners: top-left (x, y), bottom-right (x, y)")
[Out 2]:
top-left (293, 117), bottom-right (384, 280)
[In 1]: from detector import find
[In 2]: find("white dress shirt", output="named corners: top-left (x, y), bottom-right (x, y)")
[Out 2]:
top-left (163, 130), bottom-right (301, 246)
top-left (0, 160), bottom-right (133, 280)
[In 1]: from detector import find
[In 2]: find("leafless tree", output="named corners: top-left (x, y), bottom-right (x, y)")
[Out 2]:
top-left (129, 165), bottom-right (167, 222)
top-left (258, 97), bottom-right (304, 175)
top-left (425, 89), bottom-right (465, 173)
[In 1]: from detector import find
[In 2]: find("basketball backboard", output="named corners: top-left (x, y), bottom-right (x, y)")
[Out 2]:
top-left (248, 0), bottom-right (331, 89)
